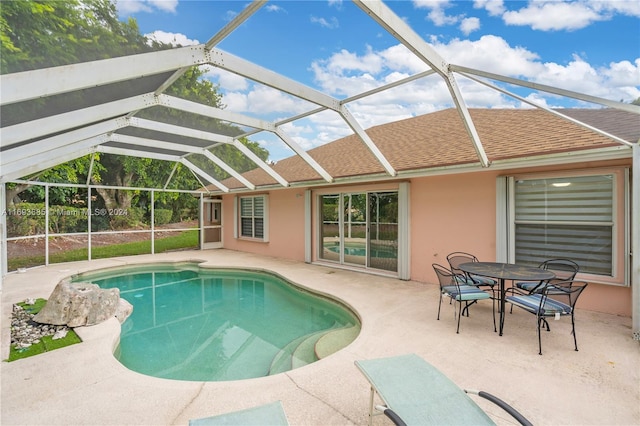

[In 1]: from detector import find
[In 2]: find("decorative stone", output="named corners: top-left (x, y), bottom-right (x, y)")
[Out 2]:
top-left (52, 329), bottom-right (68, 340)
top-left (34, 281), bottom-right (121, 327)
top-left (11, 303), bottom-right (70, 348)
top-left (114, 298), bottom-right (133, 324)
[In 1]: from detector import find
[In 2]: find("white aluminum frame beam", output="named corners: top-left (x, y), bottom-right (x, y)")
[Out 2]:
top-left (0, 45), bottom-right (210, 106)
top-left (451, 64), bottom-right (640, 114)
top-left (209, 48), bottom-right (341, 111)
top-left (231, 139), bottom-right (289, 187)
top-left (179, 158), bottom-right (229, 192)
top-left (2, 136), bottom-right (106, 182)
top-left (1, 117), bottom-right (128, 165)
top-left (154, 1), bottom-right (265, 95)
top-left (157, 94), bottom-right (275, 131)
top-left (274, 127), bottom-right (333, 182)
top-left (459, 71), bottom-right (635, 147)
top-left (109, 133), bottom-right (256, 189)
top-left (96, 145), bottom-right (229, 193)
top-left (632, 143), bottom-right (640, 340)
top-left (354, 0), bottom-right (490, 168)
top-left (128, 118), bottom-right (285, 188)
top-left (129, 117), bottom-right (232, 145)
top-left (340, 105), bottom-right (396, 176)
top-left (1, 94), bottom-right (155, 147)
top-left (209, 48), bottom-right (397, 173)
top-left (96, 145), bottom-right (180, 162)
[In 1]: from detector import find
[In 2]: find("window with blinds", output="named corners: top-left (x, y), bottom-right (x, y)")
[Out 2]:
top-left (514, 174), bottom-right (614, 276)
top-left (239, 196), bottom-right (265, 239)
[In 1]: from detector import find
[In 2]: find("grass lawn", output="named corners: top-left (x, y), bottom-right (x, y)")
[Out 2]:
top-left (8, 230), bottom-right (199, 271)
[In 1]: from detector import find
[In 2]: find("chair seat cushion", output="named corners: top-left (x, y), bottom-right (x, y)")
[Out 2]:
top-left (455, 275), bottom-right (496, 286)
top-left (443, 285), bottom-right (491, 301)
top-left (515, 281), bottom-right (541, 291)
top-left (442, 284), bottom-right (482, 295)
top-left (455, 291), bottom-right (491, 301)
top-left (506, 294), bottom-right (572, 315)
top-left (470, 275), bottom-right (497, 286)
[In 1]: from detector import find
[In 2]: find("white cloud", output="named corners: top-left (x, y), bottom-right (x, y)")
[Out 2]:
top-left (413, 0), bottom-right (459, 26)
top-left (502, 2), bottom-right (603, 31)
top-left (265, 4), bottom-right (285, 13)
top-left (212, 30), bottom-right (638, 160)
top-left (473, 0), bottom-right (505, 17)
top-left (148, 0), bottom-right (178, 13)
top-left (460, 17), bottom-right (480, 35)
top-left (115, 0), bottom-right (177, 15)
top-left (600, 0), bottom-right (640, 16)
top-left (310, 16), bottom-right (339, 29)
top-left (476, 1), bottom-right (640, 32)
top-left (431, 35), bottom-right (543, 77)
top-left (221, 84), bottom-right (314, 117)
top-left (205, 68), bottom-right (249, 91)
top-left (145, 30), bottom-right (199, 47)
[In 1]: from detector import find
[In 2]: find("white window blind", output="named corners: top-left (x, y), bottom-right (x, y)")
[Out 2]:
top-left (514, 174), bottom-right (614, 276)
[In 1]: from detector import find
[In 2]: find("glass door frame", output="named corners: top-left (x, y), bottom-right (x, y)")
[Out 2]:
top-left (317, 190), bottom-right (399, 273)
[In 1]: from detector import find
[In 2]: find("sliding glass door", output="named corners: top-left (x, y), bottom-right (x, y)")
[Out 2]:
top-left (319, 191), bottom-right (398, 273)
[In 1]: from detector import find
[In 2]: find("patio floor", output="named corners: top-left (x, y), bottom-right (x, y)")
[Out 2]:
top-left (2, 250), bottom-right (639, 425)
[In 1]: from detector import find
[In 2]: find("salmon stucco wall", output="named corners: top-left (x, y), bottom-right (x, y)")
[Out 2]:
top-left (217, 166), bottom-right (631, 317)
top-left (409, 172), bottom-right (497, 284)
top-left (408, 171), bottom-right (631, 318)
top-left (221, 188), bottom-right (307, 261)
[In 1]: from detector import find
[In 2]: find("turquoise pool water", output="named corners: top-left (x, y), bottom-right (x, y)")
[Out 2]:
top-left (327, 243), bottom-right (397, 259)
top-left (73, 263), bottom-right (360, 381)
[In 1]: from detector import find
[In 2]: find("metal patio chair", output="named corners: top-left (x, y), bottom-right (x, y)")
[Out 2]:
top-left (506, 280), bottom-right (588, 355)
top-left (447, 252), bottom-right (497, 295)
top-left (433, 263), bottom-right (495, 333)
top-left (514, 258), bottom-right (579, 294)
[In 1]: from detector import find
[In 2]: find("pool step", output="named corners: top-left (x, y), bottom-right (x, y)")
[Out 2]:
top-left (268, 327), bottom-right (336, 375)
top-left (268, 334), bottom-right (312, 375)
top-left (314, 324), bottom-right (360, 359)
top-left (291, 331), bottom-right (322, 369)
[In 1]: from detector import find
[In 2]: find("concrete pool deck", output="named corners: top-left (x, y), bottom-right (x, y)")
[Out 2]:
top-left (2, 250), bottom-right (639, 425)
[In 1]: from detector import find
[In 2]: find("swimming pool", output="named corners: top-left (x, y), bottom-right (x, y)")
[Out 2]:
top-left (73, 263), bottom-right (360, 381)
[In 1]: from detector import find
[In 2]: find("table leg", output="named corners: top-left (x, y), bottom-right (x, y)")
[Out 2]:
top-left (499, 278), bottom-right (505, 336)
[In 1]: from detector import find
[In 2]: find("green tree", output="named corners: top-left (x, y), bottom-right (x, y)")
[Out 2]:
top-left (1, 0), bottom-right (149, 73)
top-left (2, 0), bottom-right (269, 229)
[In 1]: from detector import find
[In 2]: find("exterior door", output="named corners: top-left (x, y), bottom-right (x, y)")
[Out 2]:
top-left (319, 191), bottom-right (398, 273)
top-left (201, 198), bottom-right (222, 249)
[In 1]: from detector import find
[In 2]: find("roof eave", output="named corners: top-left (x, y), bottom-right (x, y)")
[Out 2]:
top-left (209, 145), bottom-right (633, 195)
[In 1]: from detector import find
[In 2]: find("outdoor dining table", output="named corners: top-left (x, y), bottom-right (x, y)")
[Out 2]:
top-left (458, 262), bottom-right (556, 336)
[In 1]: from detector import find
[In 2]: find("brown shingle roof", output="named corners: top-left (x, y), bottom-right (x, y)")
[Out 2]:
top-left (219, 108), bottom-right (639, 190)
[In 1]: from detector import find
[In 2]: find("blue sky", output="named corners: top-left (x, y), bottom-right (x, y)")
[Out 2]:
top-left (116, 0), bottom-right (640, 161)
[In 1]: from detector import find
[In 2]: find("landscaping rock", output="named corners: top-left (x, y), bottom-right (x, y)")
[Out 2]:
top-left (11, 303), bottom-right (70, 348)
top-left (114, 298), bottom-right (133, 324)
top-left (34, 281), bottom-right (121, 327)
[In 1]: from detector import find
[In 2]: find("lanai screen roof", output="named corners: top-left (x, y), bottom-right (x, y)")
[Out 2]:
top-left (1, 0), bottom-right (638, 193)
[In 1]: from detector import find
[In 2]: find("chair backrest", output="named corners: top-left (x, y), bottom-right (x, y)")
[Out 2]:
top-left (446, 252), bottom-right (478, 276)
top-left (540, 259), bottom-right (579, 282)
top-left (542, 280), bottom-right (588, 310)
top-left (432, 263), bottom-right (457, 289)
